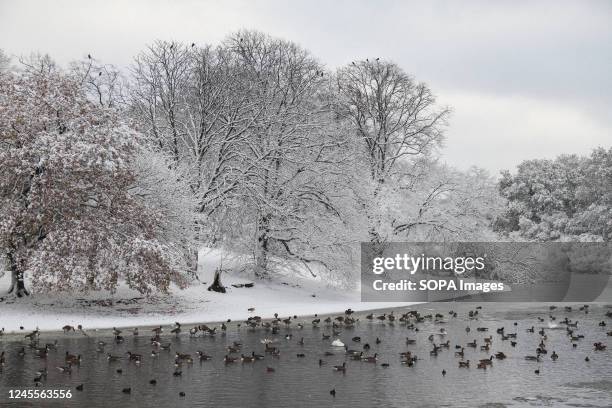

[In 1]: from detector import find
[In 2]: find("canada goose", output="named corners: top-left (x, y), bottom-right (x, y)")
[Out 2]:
top-left (224, 355), bottom-right (239, 363)
top-left (525, 355), bottom-right (541, 361)
top-left (107, 353), bottom-right (121, 362)
top-left (196, 351), bottom-right (213, 361)
top-left (495, 352), bottom-right (507, 360)
top-left (477, 362), bottom-right (487, 369)
top-left (406, 338), bottom-right (416, 345)
top-left (126, 351), bottom-right (142, 362)
top-left (352, 336), bottom-right (361, 342)
top-left (467, 340), bottom-right (477, 348)
top-left (332, 362), bottom-right (346, 372)
top-left (173, 369), bottom-right (182, 376)
top-left (362, 353), bottom-right (377, 363)
top-left (56, 364), bottom-right (72, 373)
top-left (455, 348), bottom-right (465, 358)
top-left (241, 354), bottom-right (255, 363)
top-left (179, 391), bottom-right (186, 397)
top-left (593, 342), bottom-right (606, 351)
top-left (458, 360), bottom-right (470, 368)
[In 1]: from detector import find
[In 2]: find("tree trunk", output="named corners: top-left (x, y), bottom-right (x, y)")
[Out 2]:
top-left (254, 215), bottom-right (270, 279)
top-left (207, 268), bottom-right (226, 293)
top-left (6, 252), bottom-right (30, 297)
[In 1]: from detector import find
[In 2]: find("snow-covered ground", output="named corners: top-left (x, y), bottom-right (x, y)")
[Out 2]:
top-left (0, 248), bottom-right (417, 333)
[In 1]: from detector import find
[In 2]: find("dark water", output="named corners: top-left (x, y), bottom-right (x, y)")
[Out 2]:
top-left (1, 303), bottom-right (611, 408)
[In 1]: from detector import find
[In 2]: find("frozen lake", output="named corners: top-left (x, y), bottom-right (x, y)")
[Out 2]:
top-left (0, 303), bottom-right (611, 407)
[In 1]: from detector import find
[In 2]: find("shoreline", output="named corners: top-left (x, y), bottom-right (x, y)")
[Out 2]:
top-left (2, 300), bottom-right (610, 340)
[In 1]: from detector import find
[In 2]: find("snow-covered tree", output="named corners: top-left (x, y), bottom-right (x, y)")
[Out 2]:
top-left (495, 147), bottom-right (612, 241)
top-left (0, 60), bottom-right (192, 296)
top-left (335, 59), bottom-right (450, 244)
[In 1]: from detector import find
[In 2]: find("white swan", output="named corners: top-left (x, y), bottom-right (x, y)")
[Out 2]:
top-left (331, 339), bottom-right (345, 347)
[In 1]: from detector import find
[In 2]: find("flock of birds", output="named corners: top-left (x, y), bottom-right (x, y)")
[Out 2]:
top-left (0, 305), bottom-right (611, 400)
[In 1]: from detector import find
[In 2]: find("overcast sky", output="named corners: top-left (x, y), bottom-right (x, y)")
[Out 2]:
top-left (1, 0), bottom-right (610, 175)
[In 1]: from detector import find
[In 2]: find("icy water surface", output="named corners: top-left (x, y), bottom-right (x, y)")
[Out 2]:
top-left (0, 303), bottom-right (611, 408)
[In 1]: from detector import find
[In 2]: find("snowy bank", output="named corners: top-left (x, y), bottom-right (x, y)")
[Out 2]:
top-left (0, 248), bottom-right (418, 333)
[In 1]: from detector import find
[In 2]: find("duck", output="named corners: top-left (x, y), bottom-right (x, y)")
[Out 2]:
top-left (525, 355), bottom-right (541, 361)
top-left (330, 388), bottom-right (336, 397)
top-left (495, 352), bottom-right (507, 360)
top-left (122, 388), bottom-right (131, 394)
top-left (551, 351), bottom-right (559, 360)
top-left (149, 379), bottom-right (157, 385)
top-left (76, 384), bottom-right (84, 391)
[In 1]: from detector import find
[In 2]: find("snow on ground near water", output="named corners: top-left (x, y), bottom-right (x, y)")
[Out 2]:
top-left (0, 248), bottom-right (417, 333)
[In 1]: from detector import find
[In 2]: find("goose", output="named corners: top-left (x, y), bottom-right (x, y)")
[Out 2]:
top-left (126, 351), bottom-right (142, 362)
top-left (363, 343), bottom-right (371, 350)
top-left (477, 362), bottom-right (487, 369)
top-left (62, 325), bottom-right (75, 333)
top-left (107, 353), bottom-right (121, 362)
top-left (330, 388), bottom-right (336, 397)
top-left (352, 336), bottom-right (361, 342)
top-left (362, 353), bottom-right (378, 363)
top-left (467, 340), bottom-right (477, 348)
top-left (332, 362), bottom-right (346, 372)
top-left (551, 351), bottom-right (559, 360)
top-left (241, 354), bottom-right (255, 363)
top-left (455, 348), bottom-right (465, 358)
top-left (296, 353), bottom-right (306, 358)
top-left (224, 355), bottom-right (239, 363)
top-left (479, 356), bottom-right (494, 365)
top-left (406, 338), bottom-right (416, 345)
top-left (495, 352), bottom-right (507, 360)
top-left (458, 360), bottom-right (470, 368)
top-left (76, 384), bottom-right (84, 391)
top-left (525, 355), bottom-right (541, 361)
top-left (149, 379), bottom-right (157, 385)
top-left (196, 351), bottom-right (213, 361)
top-left (331, 339), bottom-right (345, 347)
top-left (122, 388), bottom-right (131, 394)
top-left (179, 392), bottom-right (186, 397)
top-left (266, 366), bottom-right (275, 372)
top-left (56, 364), bottom-right (72, 373)
top-left (593, 342), bottom-right (606, 351)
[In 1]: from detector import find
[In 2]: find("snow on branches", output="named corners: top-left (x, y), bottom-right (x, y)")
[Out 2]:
top-left (0, 61), bottom-right (192, 295)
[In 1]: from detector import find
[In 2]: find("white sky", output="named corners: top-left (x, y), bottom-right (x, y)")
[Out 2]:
top-left (1, 0), bottom-right (610, 175)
